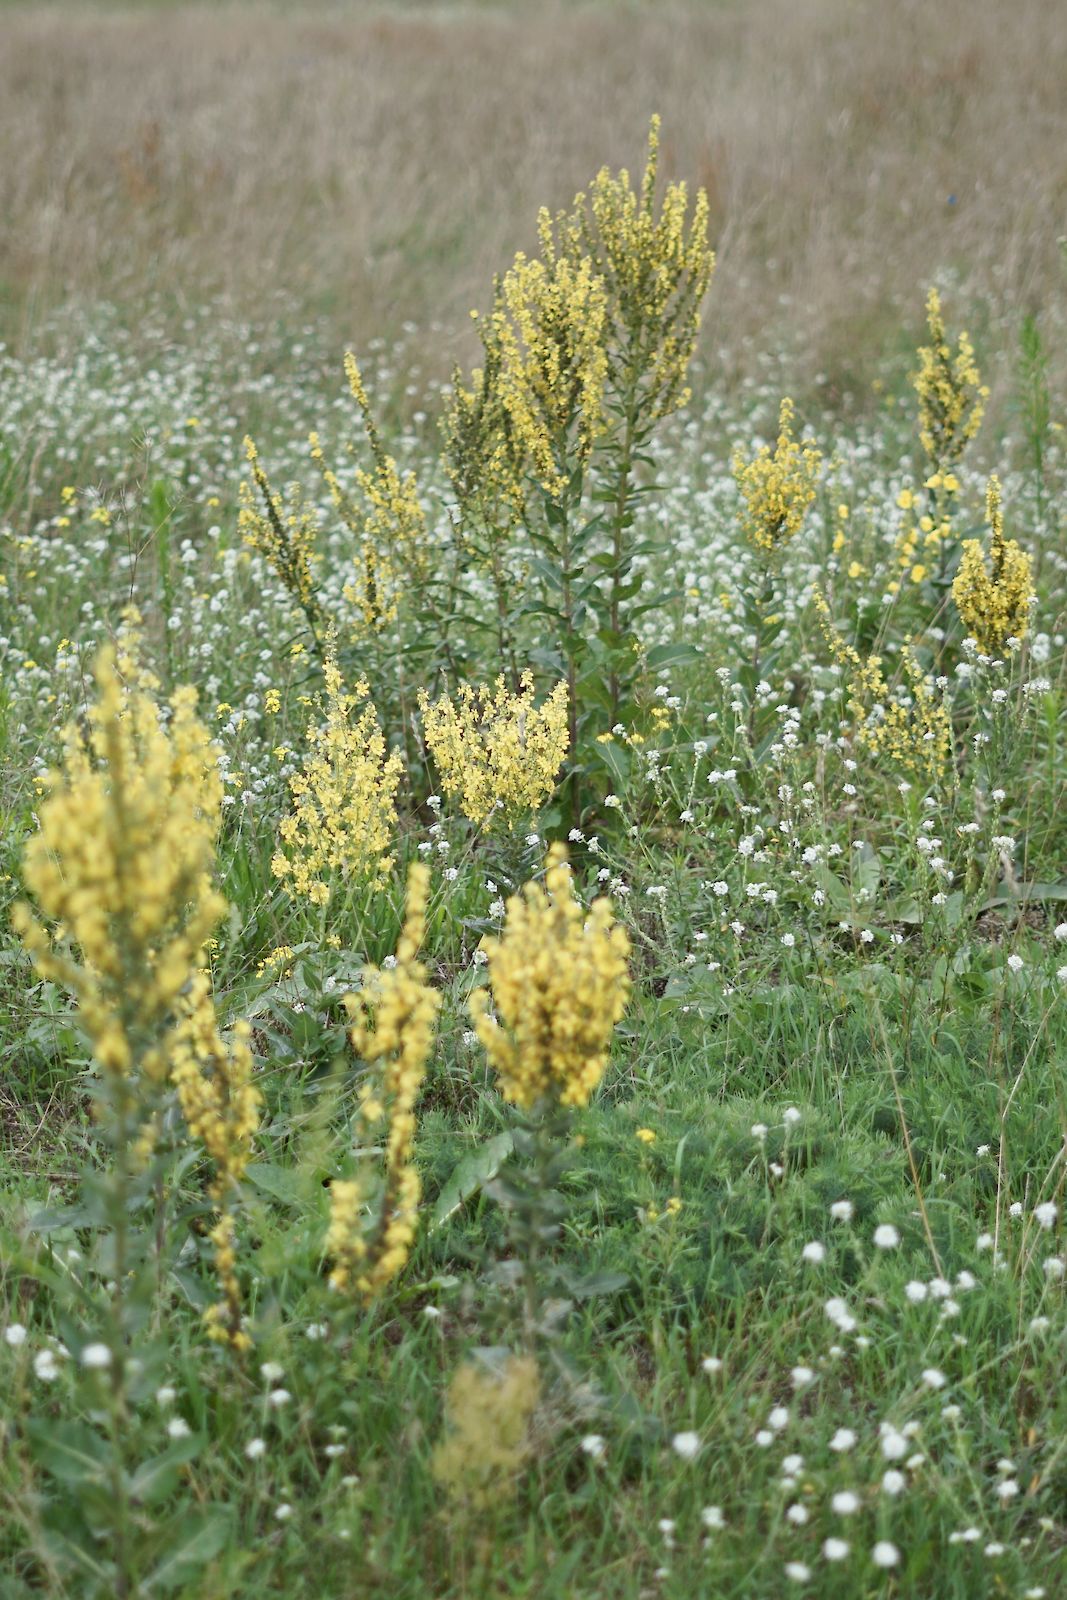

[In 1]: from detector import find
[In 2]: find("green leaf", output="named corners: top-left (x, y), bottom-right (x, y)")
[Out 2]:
top-left (431, 1131), bottom-right (514, 1230)
top-left (979, 882), bottom-right (1067, 912)
top-left (245, 1161), bottom-right (319, 1207)
top-left (141, 1508), bottom-right (231, 1593)
top-left (631, 590), bottom-right (683, 618)
top-left (37, 1520), bottom-right (114, 1587)
top-left (528, 555), bottom-right (564, 591)
top-left (588, 738), bottom-right (632, 789)
top-left (557, 1267), bottom-right (630, 1300)
top-left (26, 1419), bottom-right (110, 1487)
top-left (853, 843), bottom-right (882, 899)
top-left (127, 1435), bottom-right (204, 1505)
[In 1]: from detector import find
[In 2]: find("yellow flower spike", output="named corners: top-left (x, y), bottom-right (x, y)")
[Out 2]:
top-left (814, 591), bottom-right (950, 782)
top-left (490, 250), bottom-right (609, 500)
top-left (13, 622), bottom-right (258, 1345)
top-left (308, 356), bottom-right (430, 639)
top-left (560, 114), bottom-right (715, 422)
top-left (431, 1355), bottom-right (540, 1509)
top-left (952, 475), bottom-right (1034, 654)
top-left (239, 435), bottom-right (322, 626)
top-left (328, 864), bottom-right (440, 1298)
top-left (469, 845), bottom-right (631, 1111)
top-left (272, 652), bottom-right (402, 905)
top-left (15, 622), bottom-right (226, 1091)
top-left (171, 974), bottom-right (261, 1348)
top-left (419, 672), bottom-right (569, 829)
top-left (732, 398), bottom-right (822, 556)
top-left (912, 288), bottom-right (988, 470)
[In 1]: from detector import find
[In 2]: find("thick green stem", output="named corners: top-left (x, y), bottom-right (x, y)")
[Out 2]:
top-left (105, 1084), bottom-right (133, 1599)
top-left (607, 388), bottom-right (640, 728)
top-left (555, 474), bottom-right (581, 831)
top-left (518, 1114), bottom-right (560, 1350)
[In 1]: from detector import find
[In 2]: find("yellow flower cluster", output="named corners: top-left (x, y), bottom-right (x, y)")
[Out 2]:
top-left (889, 479), bottom-right (956, 591)
top-left (553, 114), bottom-right (714, 419)
top-left (431, 1354), bottom-right (540, 1509)
top-left (732, 398), bottom-right (822, 556)
top-left (170, 969), bottom-right (261, 1349)
top-left (444, 116), bottom-right (712, 555)
top-left (952, 476), bottom-right (1034, 655)
top-left (327, 864), bottom-right (440, 1296)
top-left (443, 333), bottom-right (528, 552)
top-left (816, 595), bottom-right (951, 781)
top-left (271, 656), bottom-right (403, 905)
top-left (487, 248), bottom-right (609, 500)
top-left (912, 287), bottom-right (988, 470)
top-left (239, 437), bottom-right (322, 623)
top-left (419, 672), bottom-right (569, 828)
top-left (311, 354), bottom-right (428, 635)
top-left (15, 624), bottom-right (225, 1090)
top-left (469, 845), bottom-right (631, 1111)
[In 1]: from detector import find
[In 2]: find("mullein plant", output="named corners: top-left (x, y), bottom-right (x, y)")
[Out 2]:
top-left (270, 647), bottom-right (403, 936)
top-left (952, 476), bottom-right (1034, 660)
top-left (325, 863), bottom-right (440, 1299)
top-left (238, 119), bottom-right (713, 827)
top-left (444, 117), bottom-right (713, 820)
top-left (731, 397), bottom-right (822, 754)
top-left (419, 671), bottom-right (569, 830)
top-left (311, 353), bottom-right (434, 756)
top-left (169, 971), bottom-right (260, 1350)
top-left (468, 846), bottom-right (630, 1347)
top-left (246, 357), bottom-right (437, 749)
top-left (472, 246), bottom-right (608, 820)
top-left (13, 619), bottom-right (259, 1592)
top-left (894, 287), bottom-right (989, 593)
top-left (443, 242), bottom-right (607, 775)
top-left (952, 474), bottom-right (1036, 783)
top-left (239, 436), bottom-right (325, 649)
top-left (549, 114), bottom-right (714, 732)
top-left (813, 590), bottom-right (952, 786)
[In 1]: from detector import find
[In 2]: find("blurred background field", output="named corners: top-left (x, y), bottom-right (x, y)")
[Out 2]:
top-left (2, 0), bottom-right (1065, 400)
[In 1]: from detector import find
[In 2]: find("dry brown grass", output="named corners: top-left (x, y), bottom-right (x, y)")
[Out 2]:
top-left (3, 0), bottom-right (1066, 386)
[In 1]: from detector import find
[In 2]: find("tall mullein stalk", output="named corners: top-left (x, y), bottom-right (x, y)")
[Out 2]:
top-left (14, 624), bottom-right (232, 1588)
top-left (101, 1078), bottom-right (135, 1598)
top-left (493, 1106), bottom-right (574, 1350)
top-left (732, 399), bottom-right (822, 754)
top-left (326, 864), bottom-right (440, 1300)
top-left (489, 543), bottom-right (523, 692)
top-left (603, 355), bottom-right (642, 731)
top-left (557, 114), bottom-right (715, 734)
top-left (470, 847), bottom-right (630, 1350)
top-left (239, 438), bottom-right (326, 661)
top-left (541, 453), bottom-right (583, 827)
top-left (911, 287), bottom-right (989, 593)
top-left (523, 429), bottom-right (595, 830)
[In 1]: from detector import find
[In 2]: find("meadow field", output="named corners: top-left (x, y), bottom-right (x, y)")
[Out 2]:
top-left (1, 3), bottom-right (1066, 1597)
